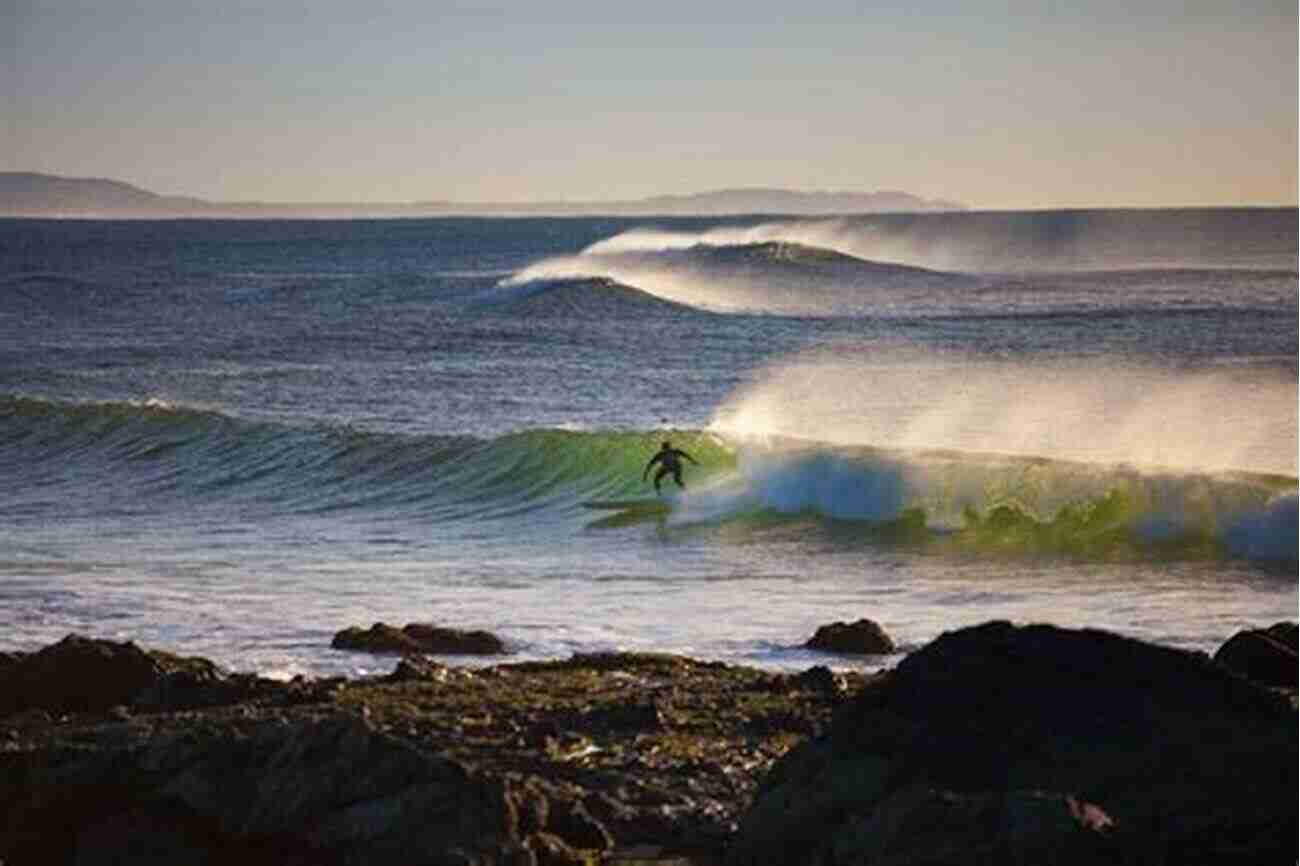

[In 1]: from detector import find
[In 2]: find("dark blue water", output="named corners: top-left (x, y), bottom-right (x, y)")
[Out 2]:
top-left (2, 210), bottom-right (1295, 677)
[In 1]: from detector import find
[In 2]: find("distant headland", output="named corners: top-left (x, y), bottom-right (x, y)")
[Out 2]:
top-left (0, 172), bottom-right (966, 218)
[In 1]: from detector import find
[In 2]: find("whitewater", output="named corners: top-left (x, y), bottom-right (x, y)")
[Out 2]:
top-left (1, 210), bottom-right (1295, 678)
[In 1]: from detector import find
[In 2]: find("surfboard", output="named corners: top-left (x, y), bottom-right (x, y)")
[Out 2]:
top-left (581, 498), bottom-right (672, 513)
top-left (583, 499), bottom-right (673, 528)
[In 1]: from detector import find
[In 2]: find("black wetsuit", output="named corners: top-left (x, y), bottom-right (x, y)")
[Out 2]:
top-left (643, 445), bottom-right (697, 493)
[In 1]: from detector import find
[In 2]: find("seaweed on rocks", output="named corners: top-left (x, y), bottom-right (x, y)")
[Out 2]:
top-left (4, 624), bottom-right (1293, 865)
top-left (0, 639), bottom-right (859, 865)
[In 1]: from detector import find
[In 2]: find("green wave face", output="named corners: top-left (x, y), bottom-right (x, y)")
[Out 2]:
top-left (689, 444), bottom-right (1296, 566)
top-left (955, 490), bottom-right (1222, 560)
top-left (444, 427), bottom-right (736, 504)
top-left (3, 394), bottom-right (1292, 565)
top-left (0, 394), bottom-right (737, 512)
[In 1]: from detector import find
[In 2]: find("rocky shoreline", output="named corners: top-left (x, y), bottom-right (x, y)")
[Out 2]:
top-left (1, 620), bottom-right (1295, 865)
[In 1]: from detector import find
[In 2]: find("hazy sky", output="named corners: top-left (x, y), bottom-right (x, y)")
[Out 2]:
top-left (5, 0), bottom-right (1297, 209)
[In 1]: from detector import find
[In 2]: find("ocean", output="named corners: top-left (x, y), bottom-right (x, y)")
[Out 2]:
top-left (2, 209), bottom-right (1296, 679)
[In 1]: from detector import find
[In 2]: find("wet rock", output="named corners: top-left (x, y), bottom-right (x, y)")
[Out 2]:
top-left (1214, 624), bottom-right (1298, 688)
top-left (606, 844), bottom-right (683, 865)
top-left (512, 780), bottom-right (551, 837)
top-left (278, 675), bottom-right (347, 707)
top-left (332, 622), bottom-right (505, 655)
top-left (583, 698), bottom-right (668, 733)
top-left (2, 714), bottom-right (534, 865)
top-left (544, 731), bottom-right (597, 762)
top-left (730, 620), bottom-right (1297, 866)
top-left (508, 651), bottom-right (696, 676)
top-left (527, 831), bottom-right (584, 866)
top-left (793, 665), bottom-right (839, 695)
top-left (803, 618), bottom-right (895, 655)
top-left (742, 710), bottom-right (819, 738)
top-left (0, 634), bottom-right (227, 716)
top-left (385, 655), bottom-right (449, 683)
top-left (548, 799), bottom-right (615, 853)
top-left (70, 801), bottom-right (274, 866)
top-left (583, 790), bottom-right (629, 817)
top-left (0, 633), bottom-right (857, 864)
top-left (1265, 620), bottom-right (1298, 651)
top-left (820, 785), bottom-right (1118, 865)
top-left (135, 668), bottom-right (282, 713)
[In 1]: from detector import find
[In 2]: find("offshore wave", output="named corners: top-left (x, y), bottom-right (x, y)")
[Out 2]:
top-left (496, 237), bottom-right (973, 315)
top-left (2, 394), bottom-right (1294, 566)
top-left (494, 221), bottom-right (1295, 317)
top-left (471, 275), bottom-right (699, 315)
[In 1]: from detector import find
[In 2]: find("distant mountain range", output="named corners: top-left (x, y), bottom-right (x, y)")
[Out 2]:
top-left (0, 172), bottom-right (966, 218)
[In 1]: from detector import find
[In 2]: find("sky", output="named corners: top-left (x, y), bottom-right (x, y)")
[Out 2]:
top-left (5, 0), bottom-right (1297, 209)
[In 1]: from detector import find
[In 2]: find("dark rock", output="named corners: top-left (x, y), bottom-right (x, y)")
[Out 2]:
top-left (512, 780), bottom-right (551, 837)
top-left (1214, 626), bottom-right (1298, 688)
top-left (2, 714), bottom-right (535, 865)
top-left (527, 831), bottom-right (584, 866)
top-left (548, 799), bottom-right (615, 852)
top-left (793, 665), bottom-right (839, 695)
top-left (331, 622), bottom-right (505, 655)
top-left (583, 699), bottom-right (668, 733)
top-left (582, 791), bottom-right (633, 826)
top-left (329, 622), bottom-right (430, 654)
top-left (0, 632), bottom-right (898, 863)
top-left (742, 710), bottom-right (819, 738)
top-left (403, 622), bottom-right (506, 654)
top-left (508, 651), bottom-right (695, 675)
top-left (818, 785), bottom-right (1119, 865)
top-left (0, 634), bottom-right (227, 716)
top-left (1265, 621), bottom-right (1298, 651)
top-left (70, 800), bottom-right (316, 866)
top-left (730, 620), bottom-right (1297, 866)
top-left (385, 655), bottom-right (449, 683)
top-left (582, 790), bottom-right (682, 848)
top-left (803, 618), bottom-right (895, 655)
top-left (751, 672), bottom-right (793, 694)
top-left (135, 667), bottom-right (280, 713)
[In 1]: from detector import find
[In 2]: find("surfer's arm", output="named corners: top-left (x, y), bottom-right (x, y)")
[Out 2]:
top-left (642, 454), bottom-right (660, 479)
top-left (678, 450), bottom-right (698, 464)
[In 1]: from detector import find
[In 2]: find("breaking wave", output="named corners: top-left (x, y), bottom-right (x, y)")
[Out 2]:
top-left (470, 275), bottom-right (699, 315)
top-left (494, 234), bottom-right (973, 315)
top-left (490, 217), bottom-right (1296, 317)
top-left (2, 394), bottom-right (1294, 568)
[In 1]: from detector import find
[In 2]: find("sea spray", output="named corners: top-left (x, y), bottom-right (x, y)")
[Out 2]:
top-left (498, 233), bottom-right (970, 315)
top-left (709, 342), bottom-right (1298, 478)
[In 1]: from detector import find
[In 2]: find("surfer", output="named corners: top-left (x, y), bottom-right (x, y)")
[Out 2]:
top-left (643, 441), bottom-right (697, 493)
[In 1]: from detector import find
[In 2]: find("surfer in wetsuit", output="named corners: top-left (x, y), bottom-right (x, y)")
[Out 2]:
top-left (643, 441), bottom-right (697, 493)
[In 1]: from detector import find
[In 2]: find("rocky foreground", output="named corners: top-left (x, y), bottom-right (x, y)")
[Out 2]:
top-left (1, 620), bottom-right (1295, 865)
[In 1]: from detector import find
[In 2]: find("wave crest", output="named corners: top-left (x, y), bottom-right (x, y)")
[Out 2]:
top-left (673, 441), bottom-right (1294, 565)
top-left (4, 393), bottom-right (1292, 565)
top-left (499, 228), bottom-right (969, 315)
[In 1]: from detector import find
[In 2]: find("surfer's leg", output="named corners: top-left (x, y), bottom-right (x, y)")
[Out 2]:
top-left (672, 467), bottom-right (685, 489)
top-left (654, 467), bottom-right (669, 493)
